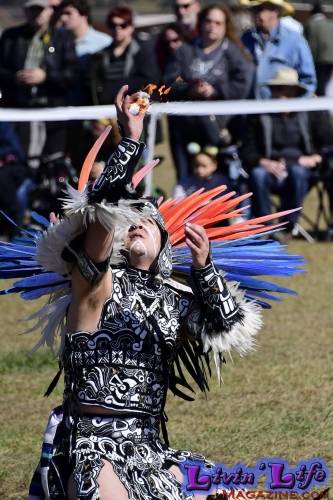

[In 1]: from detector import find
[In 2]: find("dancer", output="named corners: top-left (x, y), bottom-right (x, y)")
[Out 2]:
top-left (0, 86), bottom-right (303, 500)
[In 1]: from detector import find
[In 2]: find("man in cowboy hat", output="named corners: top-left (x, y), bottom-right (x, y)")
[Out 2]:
top-left (240, 0), bottom-right (316, 98)
top-left (240, 66), bottom-right (333, 240)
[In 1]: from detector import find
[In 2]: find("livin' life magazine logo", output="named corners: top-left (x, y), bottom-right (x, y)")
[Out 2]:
top-left (180, 458), bottom-right (330, 497)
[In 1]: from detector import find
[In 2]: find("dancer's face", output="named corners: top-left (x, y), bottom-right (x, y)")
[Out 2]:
top-left (124, 218), bottom-right (162, 265)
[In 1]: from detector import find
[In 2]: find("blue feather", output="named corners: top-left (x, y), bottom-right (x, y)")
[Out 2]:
top-left (0, 243), bottom-right (36, 257)
top-left (0, 268), bottom-right (42, 278)
top-left (0, 260), bottom-right (39, 268)
top-left (13, 272), bottom-right (66, 288)
top-left (244, 289), bottom-right (282, 301)
top-left (244, 295), bottom-right (272, 308)
top-left (21, 283), bottom-right (70, 300)
top-left (0, 286), bottom-right (18, 296)
top-left (30, 211), bottom-right (50, 228)
top-left (224, 273), bottom-right (296, 294)
top-left (0, 210), bottom-right (37, 239)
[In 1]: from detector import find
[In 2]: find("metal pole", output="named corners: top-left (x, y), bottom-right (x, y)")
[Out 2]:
top-left (143, 111), bottom-right (158, 196)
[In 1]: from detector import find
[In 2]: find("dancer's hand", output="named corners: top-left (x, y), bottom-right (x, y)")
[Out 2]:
top-left (185, 223), bottom-right (210, 269)
top-left (115, 85), bottom-right (145, 141)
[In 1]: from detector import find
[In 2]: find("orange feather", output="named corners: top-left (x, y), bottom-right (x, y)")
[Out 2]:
top-left (78, 126), bottom-right (111, 192)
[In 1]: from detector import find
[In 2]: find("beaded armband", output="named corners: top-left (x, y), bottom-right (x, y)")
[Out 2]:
top-left (61, 233), bottom-right (110, 286)
top-left (76, 250), bottom-right (111, 286)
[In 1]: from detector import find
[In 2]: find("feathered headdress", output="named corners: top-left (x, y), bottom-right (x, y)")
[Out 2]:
top-left (0, 128), bottom-right (304, 397)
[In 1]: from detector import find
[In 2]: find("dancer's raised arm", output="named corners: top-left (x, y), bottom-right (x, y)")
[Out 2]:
top-left (67, 85), bottom-right (146, 332)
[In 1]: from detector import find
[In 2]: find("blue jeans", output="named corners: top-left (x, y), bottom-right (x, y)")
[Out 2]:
top-left (16, 177), bottom-right (35, 224)
top-left (250, 163), bottom-right (312, 228)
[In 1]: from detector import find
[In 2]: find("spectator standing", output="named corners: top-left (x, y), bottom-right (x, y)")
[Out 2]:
top-left (164, 4), bottom-right (254, 182)
top-left (304, 1), bottom-right (333, 96)
top-left (59, 0), bottom-right (112, 105)
top-left (58, 0), bottom-right (113, 171)
top-left (173, 0), bottom-right (201, 42)
top-left (89, 6), bottom-right (160, 105)
top-left (241, 0), bottom-right (317, 98)
top-left (0, 0), bottom-right (78, 161)
top-left (155, 23), bottom-right (187, 73)
top-left (241, 67), bottom-right (333, 241)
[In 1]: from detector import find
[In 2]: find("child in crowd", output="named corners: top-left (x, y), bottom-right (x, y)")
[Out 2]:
top-left (172, 143), bottom-right (231, 199)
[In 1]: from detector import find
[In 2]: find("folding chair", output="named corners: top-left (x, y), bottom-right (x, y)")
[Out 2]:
top-left (297, 151), bottom-right (333, 240)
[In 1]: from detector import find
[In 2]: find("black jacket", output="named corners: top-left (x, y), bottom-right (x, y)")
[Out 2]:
top-left (241, 111), bottom-right (333, 169)
top-left (89, 38), bottom-right (161, 105)
top-left (163, 39), bottom-right (254, 101)
top-left (0, 24), bottom-right (78, 107)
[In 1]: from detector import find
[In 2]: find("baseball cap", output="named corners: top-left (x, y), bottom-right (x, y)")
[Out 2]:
top-left (24, 0), bottom-right (50, 8)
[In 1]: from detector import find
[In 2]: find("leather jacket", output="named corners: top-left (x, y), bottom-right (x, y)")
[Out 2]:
top-left (0, 24), bottom-right (78, 107)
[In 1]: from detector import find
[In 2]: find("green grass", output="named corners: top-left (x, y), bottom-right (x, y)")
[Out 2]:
top-left (0, 134), bottom-right (332, 498)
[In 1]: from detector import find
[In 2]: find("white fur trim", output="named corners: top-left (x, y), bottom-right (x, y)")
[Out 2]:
top-left (200, 282), bottom-right (263, 381)
top-left (36, 213), bottom-right (83, 275)
top-left (36, 199), bottom-right (143, 275)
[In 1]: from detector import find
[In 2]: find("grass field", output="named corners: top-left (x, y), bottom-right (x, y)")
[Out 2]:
top-left (0, 137), bottom-right (332, 498)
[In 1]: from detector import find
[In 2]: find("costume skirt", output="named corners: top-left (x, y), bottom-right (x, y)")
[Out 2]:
top-left (29, 408), bottom-right (212, 500)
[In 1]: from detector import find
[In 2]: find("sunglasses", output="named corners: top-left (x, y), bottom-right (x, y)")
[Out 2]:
top-left (175, 1), bottom-right (194, 11)
top-left (109, 20), bottom-right (131, 30)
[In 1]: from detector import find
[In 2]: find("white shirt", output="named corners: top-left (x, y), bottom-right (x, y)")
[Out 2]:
top-left (76, 27), bottom-right (112, 57)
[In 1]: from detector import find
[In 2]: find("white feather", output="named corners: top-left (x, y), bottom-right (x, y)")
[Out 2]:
top-left (60, 184), bottom-right (88, 214)
top-left (36, 199), bottom-right (143, 275)
top-left (23, 292), bottom-right (71, 354)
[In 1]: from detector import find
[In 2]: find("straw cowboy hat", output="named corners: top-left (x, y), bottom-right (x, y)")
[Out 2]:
top-left (265, 67), bottom-right (308, 95)
top-left (239, 0), bottom-right (294, 16)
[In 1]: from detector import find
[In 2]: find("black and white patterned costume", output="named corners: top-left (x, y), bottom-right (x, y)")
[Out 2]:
top-left (40, 262), bottom-right (243, 499)
top-left (28, 137), bottom-right (261, 500)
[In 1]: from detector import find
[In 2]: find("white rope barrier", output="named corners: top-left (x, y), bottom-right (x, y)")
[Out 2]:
top-left (2, 97), bottom-right (333, 196)
top-left (1, 96), bottom-right (333, 121)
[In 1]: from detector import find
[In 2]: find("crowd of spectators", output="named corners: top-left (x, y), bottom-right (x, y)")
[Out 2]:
top-left (0, 0), bottom-right (333, 241)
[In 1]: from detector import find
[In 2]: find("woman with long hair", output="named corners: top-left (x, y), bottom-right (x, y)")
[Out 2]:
top-left (164, 3), bottom-right (254, 182)
top-left (156, 22), bottom-right (188, 73)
